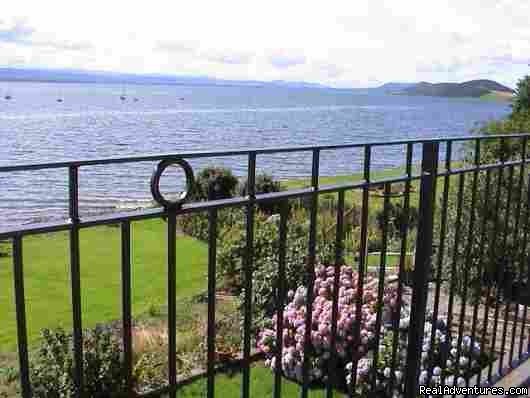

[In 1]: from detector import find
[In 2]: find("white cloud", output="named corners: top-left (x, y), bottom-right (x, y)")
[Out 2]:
top-left (1, 0), bottom-right (529, 87)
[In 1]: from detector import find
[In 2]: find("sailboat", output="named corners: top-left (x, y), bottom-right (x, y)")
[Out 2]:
top-left (4, 83), bottom-right (12, 100)
top-left (120, 85), bottom-right (127, 101)
top-left (56, 87), bottom-right (64, 102)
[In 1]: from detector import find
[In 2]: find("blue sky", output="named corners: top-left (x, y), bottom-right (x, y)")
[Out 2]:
top-left (1, 0), bottom-right (529, 88)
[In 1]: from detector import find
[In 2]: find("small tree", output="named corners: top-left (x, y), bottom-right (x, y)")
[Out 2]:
top-left (192, 167), bottom-right (239, 201)
top-left (240, 173), bottom-right (283, 214)
top-left (442, 81), bottom-right (530, 300)
top-left (512, 75), bottom-right (530, 115)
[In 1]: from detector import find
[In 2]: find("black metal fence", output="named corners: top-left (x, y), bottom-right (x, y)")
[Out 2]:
top-left (1, 134), bottom-right (530, 397)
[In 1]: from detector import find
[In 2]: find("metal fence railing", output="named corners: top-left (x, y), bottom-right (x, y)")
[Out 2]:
top-left (1, 134), bottom-right (530, 397)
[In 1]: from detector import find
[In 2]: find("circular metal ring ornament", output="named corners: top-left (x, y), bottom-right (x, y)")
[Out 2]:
top-left (150, 158), bottom-right (194, 209)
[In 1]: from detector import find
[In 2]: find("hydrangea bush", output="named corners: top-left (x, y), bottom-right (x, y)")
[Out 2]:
top-left (257, 265), bottom-right (401, 386)
top-left (258, 263), bottom-right (490, 397)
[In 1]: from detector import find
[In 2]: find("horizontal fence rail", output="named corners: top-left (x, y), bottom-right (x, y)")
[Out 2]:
top-left (1, 134), bottom-right (530, 397)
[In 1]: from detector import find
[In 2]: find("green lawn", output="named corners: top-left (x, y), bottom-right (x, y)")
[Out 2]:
top-left (0, 219), bottom-right (208, 350)
top-left (179, 364), bottom-right (333, 398)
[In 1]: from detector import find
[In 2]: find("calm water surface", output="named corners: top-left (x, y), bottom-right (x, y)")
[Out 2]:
top-left (0, 82), bottom-right (511, 226)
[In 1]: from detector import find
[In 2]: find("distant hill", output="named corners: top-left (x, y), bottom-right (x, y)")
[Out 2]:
top-left (0, 67), bottom-right (331, 89)
top-left (375, 82), bottom-right (416, 93)
top-left (399, 80), bottom-right (514, 98)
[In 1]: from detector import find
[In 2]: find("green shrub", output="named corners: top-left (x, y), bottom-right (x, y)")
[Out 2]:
top-left (443, 83), bottom-right (530, 300)
top-left (240, 173), bottom-right (283, 214)
top-left (192, 167), bottom-right (239, 201)
top-left (215, 210), bottom-right (334, 331)
top-left (31, 327), bottom-right (128, 397)
top-left (30, 326), bottom-right (165, 397)
top-left (512, 75), bottom-right (530, 115)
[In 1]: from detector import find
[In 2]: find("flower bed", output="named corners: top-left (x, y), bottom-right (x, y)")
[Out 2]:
top-left (257, 264), bottom-right (491, 397)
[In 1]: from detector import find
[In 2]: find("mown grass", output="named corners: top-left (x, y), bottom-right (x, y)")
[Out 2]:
top-left (0, 219), bottom-right (208, 350)
top-left (179, 364), bottom-right (331, 397)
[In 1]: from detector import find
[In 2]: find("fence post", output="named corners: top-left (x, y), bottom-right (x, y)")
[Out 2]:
top-left (404, 142), bottom-right (439, 396)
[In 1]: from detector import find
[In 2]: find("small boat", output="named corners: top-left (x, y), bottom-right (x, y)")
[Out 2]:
top-left (120, 85), bottom-right (127, 100)
top-left (179, 97), bottom-right (185, 101)
top-left (4, 95), bottom-right (12, 100)
top-left (133, 97), bottom-right (139, 102)
top-left (57, 98), bottom-right (63, 103)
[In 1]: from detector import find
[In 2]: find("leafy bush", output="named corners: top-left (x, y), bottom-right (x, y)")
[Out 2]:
top-left (31, 327), bottom-right (128, 397)
top-left (257, 265), bottom-right (490, 396)
top-left (257, 265), bottom-right (401, 385)
top-left (192, 167), bottom-right (239, 201)
top-left (178, 208), bottom-right (243, 242)
top-left (512, 75), bottom-right (530, 115)
top-left (30, 326), bottom-right (165, 397)
top-left (375, 203), bottom-right (418, 242)
top-left (240, 173), bottom-right (283, 214)
top-left (347, 316), bottom-right (489, 397)
top-left (216, 210), bottom-right (334, 330)
top-left (443, 94), bottom-right (530, 299)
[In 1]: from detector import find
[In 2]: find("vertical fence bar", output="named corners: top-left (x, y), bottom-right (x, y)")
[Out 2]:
top-left (207, 209), bottom-right (218, 398)
top-left (427, 140), bottom-right (452, 385)
top-left (121, 220), bottom-right (133, 394)
top-left (486, 139), bottom-right (507, 382)
top-left (13, 235), bottom-right (32, 398)
top-left (326, 190), bottom-right (345, 398)
top-left (448, 173), bottom-right (465, 390)
top-left (350, 145), bottom-right (371, 393)
top-left (456, 141), bottom-right (480, 387)
top-left (470, 169), bottom-right (491, 384)
top-left (390, 143), bottom-right (413, 391)
top-left (274, 202), bottom-right (289, 398)
top-left (404, 142), bottom-right (439, 397)
top-left (499, 165), bottom-right (515, 375)
top-left (482, 164), bottom-right (504, 385)
top-left (167, 208), bottom-right (177, 398)
top-left (68, 165), bottom-right (84, 397)
top-left (301, 148), bottom-right (319, 398)
top-left (371, 182), bottom-right (391, 393)
top-left (509, 137), bottom-right (527, 365)
top-left (242, 152), bottom-right (256, 398)
top-left (519, 173), bottom-right (530, 358)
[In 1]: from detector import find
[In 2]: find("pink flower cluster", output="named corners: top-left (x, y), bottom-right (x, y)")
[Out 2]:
top-left (257, 264), bottom-right (401, 383)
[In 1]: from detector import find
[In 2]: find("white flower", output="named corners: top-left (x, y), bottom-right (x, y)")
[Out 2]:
top-left (383, 367), bottom-right (391, 378)
top-left (457, 377), bottom-right (466, 387)
top-left (433, 366), bottom-right (442, 376)
top-left (400, 316), bottom-right (410, 329)
top-left (459, 356), bottom-right (469, 367)
top-left (419, 370), bottom-right (428, 384)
